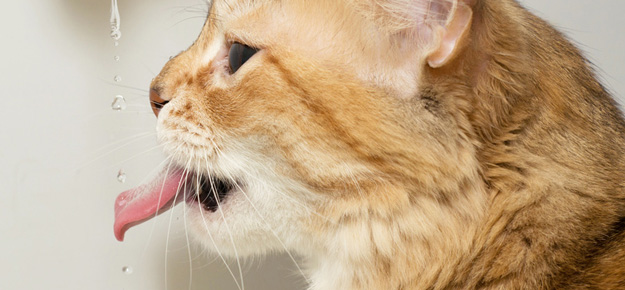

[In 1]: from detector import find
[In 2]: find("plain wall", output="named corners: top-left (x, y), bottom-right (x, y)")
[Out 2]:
top-left (0, 1), bottom-right (623, 289)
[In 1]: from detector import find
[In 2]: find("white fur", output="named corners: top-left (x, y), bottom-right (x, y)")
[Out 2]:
top-left (201, 34), bottom-right (226, 66)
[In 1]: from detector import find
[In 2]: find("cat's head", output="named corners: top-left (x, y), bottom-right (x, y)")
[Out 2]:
top-left (115, 0), bottom-right (485, 258)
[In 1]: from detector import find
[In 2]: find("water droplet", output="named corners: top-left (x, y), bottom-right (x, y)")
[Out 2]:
top-left (122, 266), bottom-right (133, 274)
top-left (114, 55), bottom-right (120, 62)
top-left (111, 95), bottom-right (127, 111)
top-left (114, 41), bottom-right (119, 47)
top-left (110, 29), bottom-right (122, 41)
top-left (114, 75), bottom-right (122, 82)
top-left (117, 170), bottom-right (127, 183)
top-left (116, 197), bottom-right (127, 208)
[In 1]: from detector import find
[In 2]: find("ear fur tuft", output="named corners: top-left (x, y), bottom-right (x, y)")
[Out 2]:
top-left (426, 2), bottom-right (473, 67)
top-left (354, 0), bottom-right (475, 66)
top-left (354, 0), bottom-right (453, 31)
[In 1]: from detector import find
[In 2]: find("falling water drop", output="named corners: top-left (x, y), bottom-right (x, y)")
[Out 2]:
top-left (117, 170), bottom-right (127, 183)
top-left (111, 95), bottom-right (127, 111)
top-left (114, 55), bottom-right (120, 62)
top-left (110, 29), bottom-right (121, 41)
top-left (122, 266), bottom-right (133, 275)
top-left (114, 75), bottom-right (122, 82)
top-left (114, 41), bottom-right (119, 47)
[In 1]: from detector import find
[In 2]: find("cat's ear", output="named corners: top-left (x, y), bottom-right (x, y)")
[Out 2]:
top-left (359, 0), bottom-right (476, 67)
top-left (425, 0), bottom-right (474, 68)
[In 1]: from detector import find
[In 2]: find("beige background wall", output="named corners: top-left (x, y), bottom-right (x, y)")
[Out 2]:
top-left (0, 0), bottom-right (623, 289)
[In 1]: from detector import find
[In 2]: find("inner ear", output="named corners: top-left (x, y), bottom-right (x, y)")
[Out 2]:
top-left (426, 2), bottom-right (473, 68)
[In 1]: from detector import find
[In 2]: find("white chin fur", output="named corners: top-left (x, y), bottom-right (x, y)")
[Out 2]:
top-left (176, 145), bottom-right (313, 258)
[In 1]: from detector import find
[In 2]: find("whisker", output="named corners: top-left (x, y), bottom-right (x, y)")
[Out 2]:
top-left (77, 132), bottom-right (158, 170)
top-left (195, 156), bottom-right (244, 290)
top-left (207, 163), bottom-right (246, 290)
top-left (190, 255), bottom-right (223, 271)
top-left (142, 142), bottom-right (191, 257)
top-left (141, 156), bottom-right (177, 258)
top-left (103, 80), bottom-right (151, 93)
top-left (170, 3), bottom-right (210, 15)
top-left (169, 16), bottom-right (211, 29)
top-left (211, 146), bottom-right (311, 284)
top-left (88, 131), bottom-right (154, 156)
top-left (77, 105), bottom-right (152, 121)
top-left (108, 144), bottom-right (166, 169)
top-left (182, 174), bottom-right (193, 290)
top-left (208, 140), bottom-right (334, 224)
top-left (164, 158), bottom-right (193, 290)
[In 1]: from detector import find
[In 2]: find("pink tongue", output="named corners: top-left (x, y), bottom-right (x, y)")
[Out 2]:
top-left (114, 170), bottom-right (186, 241)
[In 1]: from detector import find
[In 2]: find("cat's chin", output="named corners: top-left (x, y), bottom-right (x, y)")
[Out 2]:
top-left (178, 165), bottom-right (310, 258)
top-left (183, 179), bottom-right (306, 258)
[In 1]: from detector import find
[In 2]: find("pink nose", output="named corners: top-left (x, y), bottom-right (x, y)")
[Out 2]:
top-left (149, 88), bottom-right (168, 117)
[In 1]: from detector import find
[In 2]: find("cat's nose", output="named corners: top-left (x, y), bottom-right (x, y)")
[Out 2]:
top-left (149, 87), bottom-right (169, 117)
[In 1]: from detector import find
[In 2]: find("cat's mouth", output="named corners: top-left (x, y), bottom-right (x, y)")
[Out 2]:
top-left (185, 174), bottom-right (237, 212)
top-left (113, 168), bottom-right (240, 241)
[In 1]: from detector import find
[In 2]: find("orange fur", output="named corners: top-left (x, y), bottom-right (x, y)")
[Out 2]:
top-left (148, 0), bottom-right (625, 289)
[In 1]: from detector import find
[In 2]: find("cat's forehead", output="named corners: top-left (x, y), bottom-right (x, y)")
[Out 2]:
top-left (196, 0), bottom-right (422, 99)
top-left (211, 0), bottom-right (340, 22)
top-left (210, 0), bottom-right (280, 44)
top-left (204, 0), bottom-right (376, 60)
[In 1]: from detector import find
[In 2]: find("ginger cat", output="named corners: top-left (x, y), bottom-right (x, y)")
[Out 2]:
top-left (114, 0), bottom-right (625, 289)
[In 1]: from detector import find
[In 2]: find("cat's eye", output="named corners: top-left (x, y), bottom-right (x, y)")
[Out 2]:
top-left (228, 42), bottom-right (259, 74)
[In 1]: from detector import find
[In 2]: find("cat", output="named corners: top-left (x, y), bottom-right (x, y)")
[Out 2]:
top-left (113, 0), bottom-right (625, 289)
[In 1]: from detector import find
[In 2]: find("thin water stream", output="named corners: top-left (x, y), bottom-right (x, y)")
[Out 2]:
top-left (110, 0), bottom-right (134, 276)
